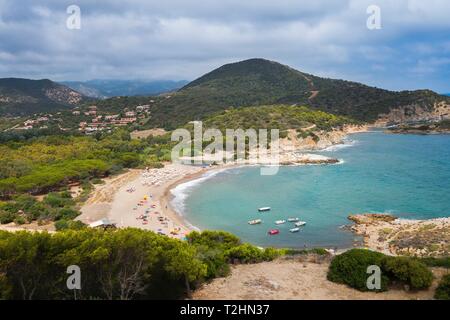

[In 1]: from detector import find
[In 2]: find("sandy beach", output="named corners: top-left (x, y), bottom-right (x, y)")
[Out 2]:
top-left (78, 163), bottom-right (213, 239)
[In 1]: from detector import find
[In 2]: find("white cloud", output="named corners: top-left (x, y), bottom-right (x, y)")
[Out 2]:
top-left (0, 0), bottom-right (448, 91)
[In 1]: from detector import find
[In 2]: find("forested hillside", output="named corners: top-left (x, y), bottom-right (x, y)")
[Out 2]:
top-left (0, 78), bottom-right (85, 115)
top-left (146, 59), bottom-right (449, 129)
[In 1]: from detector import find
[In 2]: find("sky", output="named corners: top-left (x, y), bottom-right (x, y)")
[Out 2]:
top-left (0, 0), bottom-right (449, 92)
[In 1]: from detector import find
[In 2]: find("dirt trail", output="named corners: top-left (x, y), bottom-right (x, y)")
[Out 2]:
top-left (193, 257), bottom-right (446, 300)
top-left (301, 74), bottom-right (319, 100)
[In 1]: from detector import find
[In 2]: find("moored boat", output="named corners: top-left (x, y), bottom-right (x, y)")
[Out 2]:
top-left (289, 227), bottom-right (300, 233)
top-left (268, 229), bottom-right (280, 235)
top-left (258, 207), bottom-right (271, 212)
top-left (248, 219), bottom-right (262, 225)
top-left (295, 221), bottom-right (306, 227)
top-left (288, 217), bottom-right (300, 222)
top-left (275, 220), bottom-right (286, 225)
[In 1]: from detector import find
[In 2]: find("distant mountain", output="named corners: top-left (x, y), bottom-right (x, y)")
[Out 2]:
top-left (61, 79), bottom-right (189, 98)
top-left (0, 78), bottom-right (85, 115)
top-left (148, 58), bottom-right (449, 129)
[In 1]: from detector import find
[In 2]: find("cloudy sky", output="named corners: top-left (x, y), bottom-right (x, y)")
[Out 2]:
top-left (0, 0), bottom-right (449, 92)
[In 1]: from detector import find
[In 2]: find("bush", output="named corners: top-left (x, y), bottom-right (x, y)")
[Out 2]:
top-left (420, 257), bottom-right (450, 269)
top-left (54, 219), bottom-right (86, 231)
top-left (55, 207), bottom-right (80, 220)
top-left (13, 216), bottom-right (26, 225)
top-left (435, 275), bottom-right (450, 300)
top-left (43, 192), bottom-right (74, 208)
top-left (327, 249), bottom-right (389, 292)
top-left (0, 211), bottom-right (16, 224)
top-left (328, 249), bottom-right (434, 292)
top-left (91, 178), bottom-right (104, 185)
top-left (381, 257), bottom-right (433, 290)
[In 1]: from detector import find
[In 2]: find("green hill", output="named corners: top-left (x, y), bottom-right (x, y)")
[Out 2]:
top-left (0, 78), bottom-right (85, 115)
top-left (202, 105), bottom-right (356, 132)
top-left (148, 58), bottom-right (449, 129)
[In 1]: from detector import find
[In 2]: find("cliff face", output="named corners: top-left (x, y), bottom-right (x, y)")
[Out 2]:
top-left (278, 125), bottom-right (367, 152)
top-left (375, 101), bottom-right (450, 125)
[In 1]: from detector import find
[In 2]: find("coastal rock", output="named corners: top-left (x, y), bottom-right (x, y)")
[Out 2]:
top-left (348, 213), bottom-right (450, 257)
top-left (348, 213), bottom-right (397, 225)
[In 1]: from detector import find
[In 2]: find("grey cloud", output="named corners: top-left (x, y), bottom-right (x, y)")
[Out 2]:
top-left (0, 0), bottom-right (449, 92)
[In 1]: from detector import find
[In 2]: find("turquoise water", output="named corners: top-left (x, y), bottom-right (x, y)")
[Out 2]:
top-left (173, 131), bottom-right (450, 248)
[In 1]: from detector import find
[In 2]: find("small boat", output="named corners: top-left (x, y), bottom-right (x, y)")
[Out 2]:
top-left (268, 229), bottom-right (280, 235)
top-left (288, 217), bottom-right (300, 222)
top-left (248, 219), bottom-right (262, 225)
top-left (295, 221), bottom-right (307, 227)
top-left (275, 220), bottom-right (286, 225)
top-left (258, 207), bottom-right (271, 212)
top-left (289, 227), bottom-right (300, 233)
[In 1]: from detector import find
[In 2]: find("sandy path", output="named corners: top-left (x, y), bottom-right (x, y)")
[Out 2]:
top-left (193, 257), bottom-right (447, 300)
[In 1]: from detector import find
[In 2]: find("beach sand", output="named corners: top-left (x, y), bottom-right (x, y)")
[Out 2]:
top-left (78, 163), bottom-right (214, 239)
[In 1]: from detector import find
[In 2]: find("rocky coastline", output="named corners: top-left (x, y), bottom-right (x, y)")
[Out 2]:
top-left (348, 213), bottom-right (450, 257)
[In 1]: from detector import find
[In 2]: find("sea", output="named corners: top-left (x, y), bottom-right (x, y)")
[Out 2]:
top-left (171, 130), bottom-right (450, 248)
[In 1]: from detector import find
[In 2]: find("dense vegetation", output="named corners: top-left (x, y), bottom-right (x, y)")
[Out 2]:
top-left (327, 249), bottom-right (433, 292)
top-left (435, 275), bottom-right (450, 300)
top-left (0, 129), bottom-right (174, 197)
top-left (203, 105), bottom-right (357, 132)
top-left (0, 229), bottom-right (282, 300)
top-left (0, 192), bottom-right (88, 228)
top-left (146, 58), bottom-right (449, 129)
top-left (0, 78), bottom-right (85, 116)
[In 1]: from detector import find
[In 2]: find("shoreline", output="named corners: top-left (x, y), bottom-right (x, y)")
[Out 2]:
top-left (348, 213), bottom-right (450, 257)
top-left (77, 125), bottom-right (369, 240)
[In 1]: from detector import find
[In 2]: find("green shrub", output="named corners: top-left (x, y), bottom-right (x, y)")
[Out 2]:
top-left (0, 211), bottom-right (16, 224)
top-left (225, 244), bottom-right (282, 263)
top-left (13, 216), bottom-right (26, 225)
top-left (54, 219), bottom-right (86, 231)
top-left (55, 207), bottom-right (80, 220)
top-left (43, 192), bottom-right (74, 208)
top-left (91, 178), bottom-right (104, 185)
top-left (435, 275), bottom-right (450, 300)
top-left (381, 257), bottom-right (433, 290)
top-left (225, 244), bottom-right (265, 263)
top-left (283, 247), bottom-right (329, 256)
top-left (420, 257), bottom-right (450, 269)
top-left (327, 249), bottom-right (389, 292)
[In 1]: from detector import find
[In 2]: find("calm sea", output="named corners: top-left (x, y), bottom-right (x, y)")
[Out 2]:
top-left (171, 131), bottom-right (450, 248)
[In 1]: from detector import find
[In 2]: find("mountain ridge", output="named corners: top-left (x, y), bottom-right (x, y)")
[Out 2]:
top-left (61, 79), bottom-right (189, 99)
top-left (0, 78), bottom-right (85, 115)
top-left (148, 58), bottom-right (449, 129)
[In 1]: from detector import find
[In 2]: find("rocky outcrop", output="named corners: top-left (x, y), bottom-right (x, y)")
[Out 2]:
top-left (375, 101), bottom-right (450, 126)
top-left (279, 124), bottom-right (368, 152)
top-left (45, 86), bottom-right (83, 105)
top-left (348, 213), bottom-right (450, 257)
top-left (348, 213), bottom-right (397, 225)
top-left (279, 153), bottom-right (339, 165)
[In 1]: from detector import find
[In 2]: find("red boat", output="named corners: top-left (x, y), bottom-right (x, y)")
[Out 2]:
top-left (268, 229), bottom-right (280, 235)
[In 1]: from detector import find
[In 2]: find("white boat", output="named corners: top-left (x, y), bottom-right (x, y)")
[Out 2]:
top-left (258, 207), bottom-right (271, 212)
top-left (295, 221), bottom-right (307, 227)
top-left (288, 217), bottom-right (300, 222)
top-left (275, 220), bottom-right (286, 225)
top-left (289, 227), bottom-right (300, 233)
top-left (248, 219), bottom-right (262, 225)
